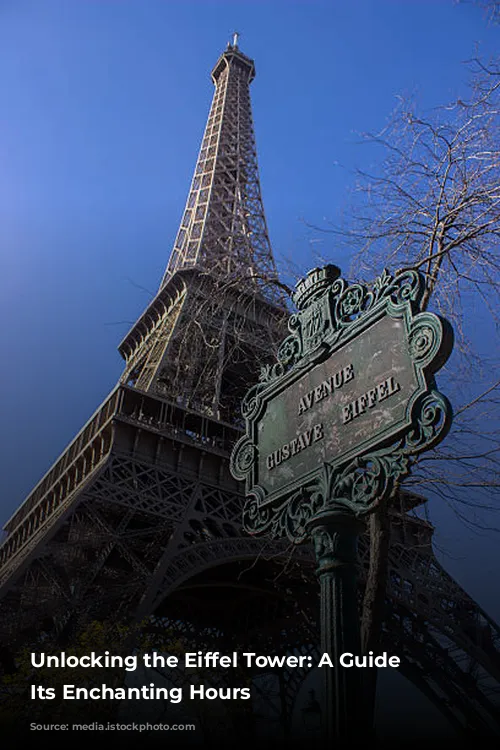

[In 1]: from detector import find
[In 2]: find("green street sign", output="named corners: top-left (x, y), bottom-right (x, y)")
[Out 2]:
top-left (231, 266), bottom-right (453, 542)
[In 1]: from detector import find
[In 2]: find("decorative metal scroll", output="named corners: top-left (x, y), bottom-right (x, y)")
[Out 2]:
top-left (230, 265), bottom-right (453, 542)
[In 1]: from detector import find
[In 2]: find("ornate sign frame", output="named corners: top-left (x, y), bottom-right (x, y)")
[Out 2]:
top-left (231, 266), bottom-right (453, 542)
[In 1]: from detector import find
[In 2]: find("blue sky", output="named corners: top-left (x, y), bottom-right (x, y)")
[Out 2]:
top-left (1, 0), bottom-right (499, 625)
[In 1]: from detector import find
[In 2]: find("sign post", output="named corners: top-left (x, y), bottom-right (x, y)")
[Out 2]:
top-left (231, 265), bottom-right (453, 741)
top-left (308, 508), bottom-right (364, 740)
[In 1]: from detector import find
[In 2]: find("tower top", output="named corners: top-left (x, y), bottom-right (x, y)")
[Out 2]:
top-left (214, 36), bottom-right (255, 84)
top-left (156, 37), bottom-right (276, 297)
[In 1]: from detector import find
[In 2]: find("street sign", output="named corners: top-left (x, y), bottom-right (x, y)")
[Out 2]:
top-left (231, 266), bottom-right (453, 541)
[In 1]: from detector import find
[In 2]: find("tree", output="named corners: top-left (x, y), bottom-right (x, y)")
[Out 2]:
top-left (467, 0), bottom-right (500, 25)
top-left (342, 55), bottom-right (500, 515)
top-left (306, 50), bottom-right (500, 727)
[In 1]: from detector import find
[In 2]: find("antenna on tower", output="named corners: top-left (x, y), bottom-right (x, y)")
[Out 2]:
top-left (232, 31), bottom-right (240, 48)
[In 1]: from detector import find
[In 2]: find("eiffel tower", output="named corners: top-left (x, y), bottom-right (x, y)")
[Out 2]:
top-left (1, 37), bottom-right (500, 739)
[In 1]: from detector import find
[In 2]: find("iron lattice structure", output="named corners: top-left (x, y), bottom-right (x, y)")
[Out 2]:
top-left (1, 40), bottom-right (500, 738)
top-left (160, 42), bottom-right (277, 291)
